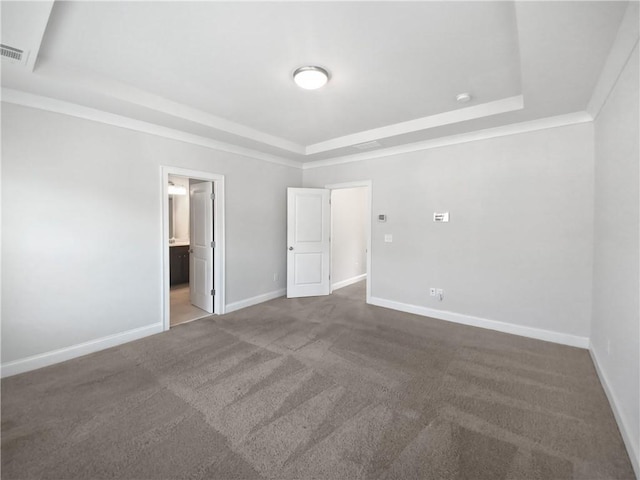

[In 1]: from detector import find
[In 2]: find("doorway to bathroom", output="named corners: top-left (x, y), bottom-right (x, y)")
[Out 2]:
top-left (162, 167), bottom-right (225, 331)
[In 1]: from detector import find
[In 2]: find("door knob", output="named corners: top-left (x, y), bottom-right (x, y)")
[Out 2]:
top-left (288, 246), bottom-right (294, 251)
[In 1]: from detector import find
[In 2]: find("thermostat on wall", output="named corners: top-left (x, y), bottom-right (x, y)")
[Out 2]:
top-left (433, 212), bottom-right (449, 222)
top-left (378, 214), bottom-right (387, 222)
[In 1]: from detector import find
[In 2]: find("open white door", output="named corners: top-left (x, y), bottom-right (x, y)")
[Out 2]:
top-left (189, 182), bottom-right (214, 313)
top-left (287, 188), bottom-right (331, 298)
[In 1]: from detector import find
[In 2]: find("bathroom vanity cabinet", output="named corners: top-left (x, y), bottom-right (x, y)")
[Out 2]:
top-left (170, 245), bottom-right (190, 285)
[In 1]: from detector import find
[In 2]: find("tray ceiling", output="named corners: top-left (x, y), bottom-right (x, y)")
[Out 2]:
top-left (1, 1), bottom-right (629, 164)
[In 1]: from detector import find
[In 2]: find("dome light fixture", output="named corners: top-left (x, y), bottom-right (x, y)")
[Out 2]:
top-left (293, 66), bottom-right (329, 90)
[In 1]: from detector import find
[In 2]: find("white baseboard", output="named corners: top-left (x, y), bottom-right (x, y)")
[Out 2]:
top-left (1, 322), bottom-right (163, 378)
top-left (368, 296), bottom-right (589, 348)
top-left (225, 288), bottom-right (286, 314)
top-left (589, 345), bottom-right (640, 478)
top-left (332, 273), bottom-right (367, 291)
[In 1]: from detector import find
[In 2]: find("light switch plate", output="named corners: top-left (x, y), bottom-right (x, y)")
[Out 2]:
top-left (384, 234), bottom-right (393, 243)
top-left (433, 212), bottom-right (450, 222)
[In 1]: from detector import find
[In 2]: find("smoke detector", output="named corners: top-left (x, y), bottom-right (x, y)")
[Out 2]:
top-left (456, 92), bottom-right (472, 104)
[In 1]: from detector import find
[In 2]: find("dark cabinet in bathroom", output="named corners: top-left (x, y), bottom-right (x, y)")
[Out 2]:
top-left (170, 245), bottom-right (190, 285)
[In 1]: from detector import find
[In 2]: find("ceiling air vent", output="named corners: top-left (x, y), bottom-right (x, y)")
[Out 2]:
top-left (1, 44), bottom-right (27, 65)
top-left (353, 140), bottom-right (381, 150)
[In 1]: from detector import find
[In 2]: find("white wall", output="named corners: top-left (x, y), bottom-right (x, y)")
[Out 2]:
top-left (331, 187), bottom-right (367, 287)
top-left (1, 103), bottom-right (301, 365)
top-left (304, 123), bottom-right (594, 343)
top-left (591, 42), bottom-right (639, 473)
top-left (168, 174), bottom-right (189, 243)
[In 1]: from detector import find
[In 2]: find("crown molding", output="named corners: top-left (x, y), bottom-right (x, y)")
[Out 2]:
top-left (305, 95), bottom-right (524, 155)
top-left (302, 111), bottom-right (593, 170)
top-left (587, 1), bottom-right (640, 120)
top-left (30, 61), bottom-right (527, 158)
top-left (2, 89), bottom-right (594, 173)
top-left (36, 60), bottom-right (307, 155)
top-left (1, 88), bottom-right (303, 169)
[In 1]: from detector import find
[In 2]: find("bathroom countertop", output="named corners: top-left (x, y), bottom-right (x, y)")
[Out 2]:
top-left (169, 241), bottom-right (190, 247)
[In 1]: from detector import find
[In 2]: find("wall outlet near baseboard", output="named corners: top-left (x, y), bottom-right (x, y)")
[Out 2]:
top-left (273, 273), bottom-right (279, 282)
top-left (430, 288), bottom-right (444, 300)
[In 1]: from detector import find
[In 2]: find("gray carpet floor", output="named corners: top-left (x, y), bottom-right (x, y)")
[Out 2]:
top-left (1, 282), bottom-right (635, 479)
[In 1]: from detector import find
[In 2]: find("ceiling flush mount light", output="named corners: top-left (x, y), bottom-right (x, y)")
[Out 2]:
top-left (293, 66), bottom-right (329, 90)
top-left (456, 92), bottom-right (472, 103)
top-left (168, 182), bottom-right (186, 196)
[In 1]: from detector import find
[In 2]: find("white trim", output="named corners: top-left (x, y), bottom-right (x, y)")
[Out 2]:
top-left (589, 345), bottom-right (640, 478)
top-left (587, 2), bottom-right (640, 120)
top-left (161, 167), bottom-right (226, 332)
top-left (332, 273), bottom-right (367, 291)
top-left (325, 180), bottom-right (373, 304)
top-left (35, 59), bottom-right (306, 155)
top-left (306, 95), bottom-right (524, 155)
top-left (325, 181), bottom-right (373, 190)
top-left (1, 89), bottom-right (302, 169)
top-left (225, 289), bottom-right (286, 314)
top-left (368, 296), bottom-right (590, 349)
top-left (0, 86), bottom-right (525, 160)
top-left (303, 112), bottom-right (593, 170)
top-left (3, 89), bottom-right (596, 173)
top-left (20, 60), bottom-right (525, 158)
top-left (0, 323), bottom-right (163, 378)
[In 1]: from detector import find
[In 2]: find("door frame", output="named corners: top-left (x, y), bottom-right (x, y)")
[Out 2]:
top-left (161, 166), bottom-right (225, 331)
top-left (325, 180), bottom-right (372, 304)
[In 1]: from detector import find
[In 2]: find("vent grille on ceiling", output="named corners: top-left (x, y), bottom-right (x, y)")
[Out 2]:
top-left (353, 140), bottom-right (382, 150)
top-left (1, 44), bottom-right (25, 63)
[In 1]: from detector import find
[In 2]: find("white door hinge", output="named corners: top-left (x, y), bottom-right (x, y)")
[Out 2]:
top-left (210, 193), bottom-right (215, 200)
top-left (211, 289), bottom-right (215, 296)
top-left (211, 241), bottom-right (215, 248)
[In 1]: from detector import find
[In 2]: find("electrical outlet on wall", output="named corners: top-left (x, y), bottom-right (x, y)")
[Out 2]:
top-left (430, 288), bottom-right (436, 296)
top-left (436, 288), bottom-right (444, 301)
top-left (273, 273), bottom-right (279, 282)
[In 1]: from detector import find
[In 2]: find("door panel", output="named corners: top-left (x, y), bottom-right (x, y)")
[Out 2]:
top-left (294, 253), bottom-right (323, 284)
top-left (295, 195), bottom-right (323, 242)
top-left (189, 182), bottom-right (214, 313)
top-left (287, 188), bottom-right (331, 298)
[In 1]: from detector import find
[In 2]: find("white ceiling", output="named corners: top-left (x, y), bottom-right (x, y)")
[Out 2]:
top-left (1, 1), bottom-right (629, 164)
